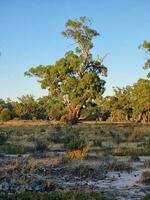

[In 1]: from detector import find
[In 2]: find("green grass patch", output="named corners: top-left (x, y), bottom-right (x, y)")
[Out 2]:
top-left (0, 144), bottom-right (34, 154)
top-left (0, 191), bottom-right (116, 200)
top-left (113, 147), bottom-right (150, 156)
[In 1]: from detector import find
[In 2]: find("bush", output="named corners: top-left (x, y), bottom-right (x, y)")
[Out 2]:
top-left (0, 108), bottom-right (11, 122)
top-left (35, 139), bottom-right (48, 152)
top-left (130, 155), bottom-right (140, 162)
top-left (0, 144), bottom-right (34, 154)
top-left (108, 160), bottom-right (132, 173)
top-left (113, 147), bottom-right (150, 156)
top-left (93, 139), bottom-right (102, 147)
top-left (0, 191), bottom-right (114, 200)
top-left (141, 196), bottom-right (150, 200)
top-left (0, 131), bottom-right (8, 145)
top-left (65, 147), bottom-right (89, 160)
top-left (64, 135), bottom-right (87, 151)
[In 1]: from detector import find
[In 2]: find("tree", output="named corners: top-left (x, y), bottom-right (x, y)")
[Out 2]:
top-left (102, 79), bottom-right (150, 123)
top-left (131, 79), bottom-right (150, 122)
top-left (0, 108), bottom-right (11, 122)
top-left (25, 16), bottom-right (107, 123)
top-left (13, 95), bottom-right (38, 120)
top-left (110, 86), bottom-right (133, 121)
top-left (38, 95), bottom-right (66, 120)
top-left (98, 86), bottom-right (133, 122)
top-left (36, 96), bottom-right (47, 120)
top-left (0, 99), bottom-right (6, 113)
top-left (140, 41), bottom-right (150, 78)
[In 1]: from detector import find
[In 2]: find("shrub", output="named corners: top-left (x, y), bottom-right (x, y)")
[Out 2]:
top-left (0, 144), bottom-right (34, 154)
top-left (0, 131), bottom-right (8, 145)
top-left (65, 147), bottom-right (89, 160)
top-left (141, 196), bottom-right (150, 200)
top-left (63, 129), bottom-right (87, 151)
top-left (0, 108), bottom-right (11, 122)
top-left (130, 155), bottom-right (140, 162)
top-left (65, 136), bottom-right (87, 151)
top-left (0, 191), bottom-right (115, 200)
top-left (108, 160), bottom-right (132, 173)
top-left (48, 131), bottom-right (62, 143)
top-left (113, 147), bottom-right (150, 156)
top-left (35, 139), bottom-right (48, 152)
top-left (93, 139), bottom-right (102, 147)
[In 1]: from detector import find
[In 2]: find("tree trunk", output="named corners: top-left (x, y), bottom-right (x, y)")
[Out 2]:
top-left (125, 114), bottom-right (129, 121)
top-left (67, 104), bottom-right (81, 124)
top-left (136, 111), bottom-right (146, 123)
top-left (60, 104), bottom-right (81, 124)
top-left (136, 113), bottom-right (143, 123)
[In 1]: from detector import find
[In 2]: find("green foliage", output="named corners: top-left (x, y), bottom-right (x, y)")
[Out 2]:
top-left (93, 138), bottom-right (102, 147)
top-left (103, 86), bottom-right (133, 122)
top-left (0, 99), bottom-right (7, 112)
top-left (131, 79), bottom-right (150, 122)
top-left (35, 139), bottom-right (48, 152)
top-left (42, 95), bottom-right (66, 120)
top-left (140, 41), bottom-right (150, 78)
top-left (113, 147), bottom-right (150, 156)
top-left (0, 191), bottom-right (114, 200)
top-left (0, 131), bottom-right (8, 145)
top-left (63, 128), bottom-right (87, 151)
top-left (13, 95), bottom-right (38, 120)
top-left (0, 124), bottom-right (150, 157)
top-left (65, 135), bottom-right (87, 151)
top-left (0, 144), bottom-right (34, 154)
top-left (25, 16), bottom-right (107, 123)
top-left (97, 78), bottom-right (150, 123)
top-left (0, 108), bottom-right (11, 121)
top-left (141, 196), bottom-right (150, 200)
top-left (0, 22), bottom-right (150, 124)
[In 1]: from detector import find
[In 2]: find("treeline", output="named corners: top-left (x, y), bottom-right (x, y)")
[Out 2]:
top-left (0, 78), bottom-right (149, 123)
top-left (1, 17), bottom-right (150, 123)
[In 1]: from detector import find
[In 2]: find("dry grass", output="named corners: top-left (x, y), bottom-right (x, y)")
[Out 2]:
top-left (65, 147), bottom-right (89, 160)
top-left (27, 156), bottom-right (63, 170)
top-left (0, 120), bottom-right (50, 127)
top-left (0, 121), bottom-right (149, 156)
top-left (1, 119), bottom-right (150, 127)
top-left (0, 160), bottom-right (20, 173)
top-left (140, 170), bottom-right (150, 185)
top-left (0, 120), bottom-right (70, 127)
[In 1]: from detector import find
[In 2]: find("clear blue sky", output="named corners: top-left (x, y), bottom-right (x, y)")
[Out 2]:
top-left (0, 0), bottom-right (150, 100)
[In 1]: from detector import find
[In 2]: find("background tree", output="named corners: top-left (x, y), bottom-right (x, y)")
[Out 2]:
top-left (25, 16), bottom-right (107, 123)
top-left (100, 79), bottom-right (150, 123)
top-left (0, 99), bottom-right (7, 113)
top-left (36, 96), bottom-right (48, 120)
top-left (0, 108), bottom-right (11, 122)
top-left (97, 87), bottom-right (133, 123)
top-left (131, 79), bottom-right (150, 122)
top-left (38, 95), bottom-right (66, 121)
top-left (140, 41), bottom-right (150, 78)
top-left (13, 95), bottom-right (38, 120)
top-left (110, 86), bottom-right (133, 122)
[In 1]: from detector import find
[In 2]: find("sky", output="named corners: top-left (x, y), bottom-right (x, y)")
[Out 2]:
top-left (0, 0), bottom-right (150, 100)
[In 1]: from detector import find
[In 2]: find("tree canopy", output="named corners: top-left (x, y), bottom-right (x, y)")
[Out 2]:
top-left (0, 17), bottom-right (149, 124)
top-left (25, 16), bottom-right (107, 123)
top-left (140, 41), bottom-right (150, 78)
